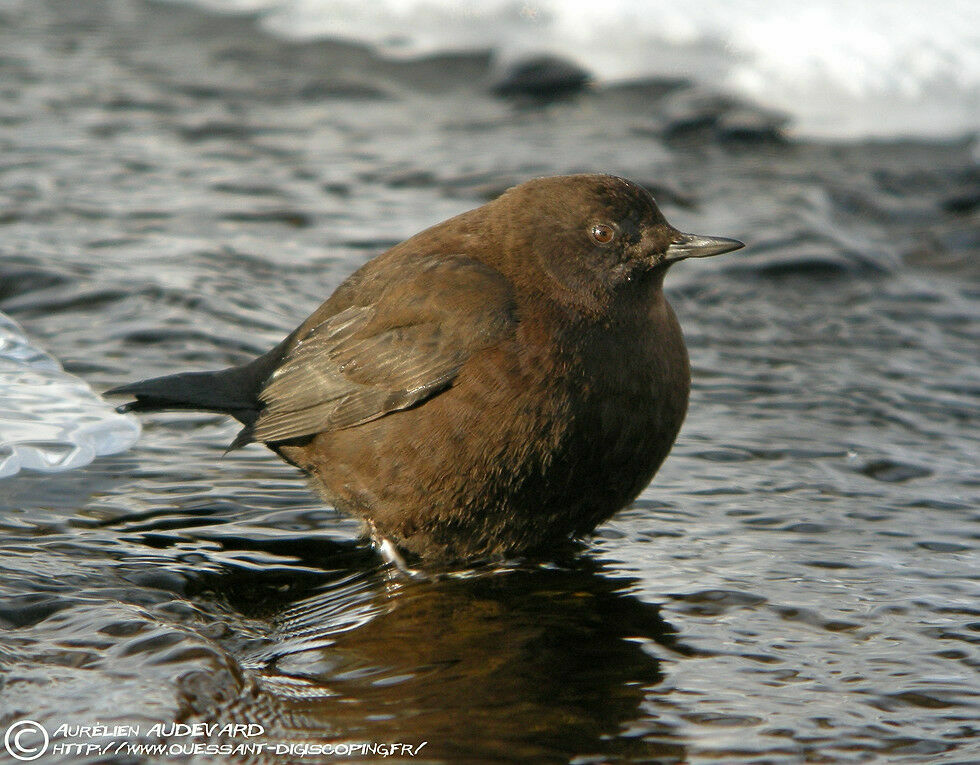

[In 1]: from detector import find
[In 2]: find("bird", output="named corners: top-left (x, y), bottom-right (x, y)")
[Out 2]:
top-left (110, 174), bottom-right (743, 563)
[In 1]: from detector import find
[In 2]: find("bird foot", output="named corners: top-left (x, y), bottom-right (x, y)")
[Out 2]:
top-left (367, 521), bottom-right (423, 579)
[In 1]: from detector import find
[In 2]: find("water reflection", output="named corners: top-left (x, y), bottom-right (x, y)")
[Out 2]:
top-left (191, 551), bottom-right (685, 762)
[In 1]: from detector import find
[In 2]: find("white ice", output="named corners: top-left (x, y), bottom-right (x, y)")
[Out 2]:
top-left (0, 312), bottom-right (140, 479)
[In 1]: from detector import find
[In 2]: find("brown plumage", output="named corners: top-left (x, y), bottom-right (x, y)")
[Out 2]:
top-left (110, 174), bottom-right (743, 562)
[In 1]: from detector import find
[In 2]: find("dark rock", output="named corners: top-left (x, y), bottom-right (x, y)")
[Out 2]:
top-left (492, 55), bottom-right (591, 100)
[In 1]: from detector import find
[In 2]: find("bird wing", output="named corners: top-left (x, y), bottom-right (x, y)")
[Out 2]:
top-left (250, 255), bottom-right (516, 444)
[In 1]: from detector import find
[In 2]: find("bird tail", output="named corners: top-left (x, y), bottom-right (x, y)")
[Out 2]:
top-left (108, 367), bottom-right (260, 421)
top-left (107, 335), bottom-right (294, 449)
top-left (108, 366), bottom-right (264, 450)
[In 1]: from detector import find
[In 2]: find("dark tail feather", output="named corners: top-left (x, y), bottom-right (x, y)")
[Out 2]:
top-left (226, 423), bottom-right (256, 452)
top-left (108, 367), bottom-right (259, 417)
top-left (108, 366), bottom-right (262, 447)
top-left (108, 335), bottom-right (294, 449)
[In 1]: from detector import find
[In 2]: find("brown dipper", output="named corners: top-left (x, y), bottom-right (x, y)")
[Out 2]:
top-left (110, 174), bottom-right (743, 563)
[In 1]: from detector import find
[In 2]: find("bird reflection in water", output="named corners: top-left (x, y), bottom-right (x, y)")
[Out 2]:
top-left (183, 544), bottom-right (689, 762)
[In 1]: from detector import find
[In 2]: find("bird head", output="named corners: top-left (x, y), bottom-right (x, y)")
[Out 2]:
top-left (488, 174), bottom-right (744, 311)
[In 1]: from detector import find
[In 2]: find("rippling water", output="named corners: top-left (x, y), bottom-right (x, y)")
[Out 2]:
top-left (1, 1), bottom-right (978, 762)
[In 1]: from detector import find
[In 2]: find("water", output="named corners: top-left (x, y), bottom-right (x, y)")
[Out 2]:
top-left (0, 0), bottom-right (978, 762)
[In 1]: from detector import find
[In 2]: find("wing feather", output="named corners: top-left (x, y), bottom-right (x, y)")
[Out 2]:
top-left (250, 256), bottom-right (514, 444)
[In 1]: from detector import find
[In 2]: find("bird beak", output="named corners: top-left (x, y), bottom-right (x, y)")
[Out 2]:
top-left (664, 232), bottom-right (744, 263)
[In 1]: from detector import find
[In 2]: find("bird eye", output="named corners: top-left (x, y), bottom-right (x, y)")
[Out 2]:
top-left (590, 223), bottom-right (616, 245)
